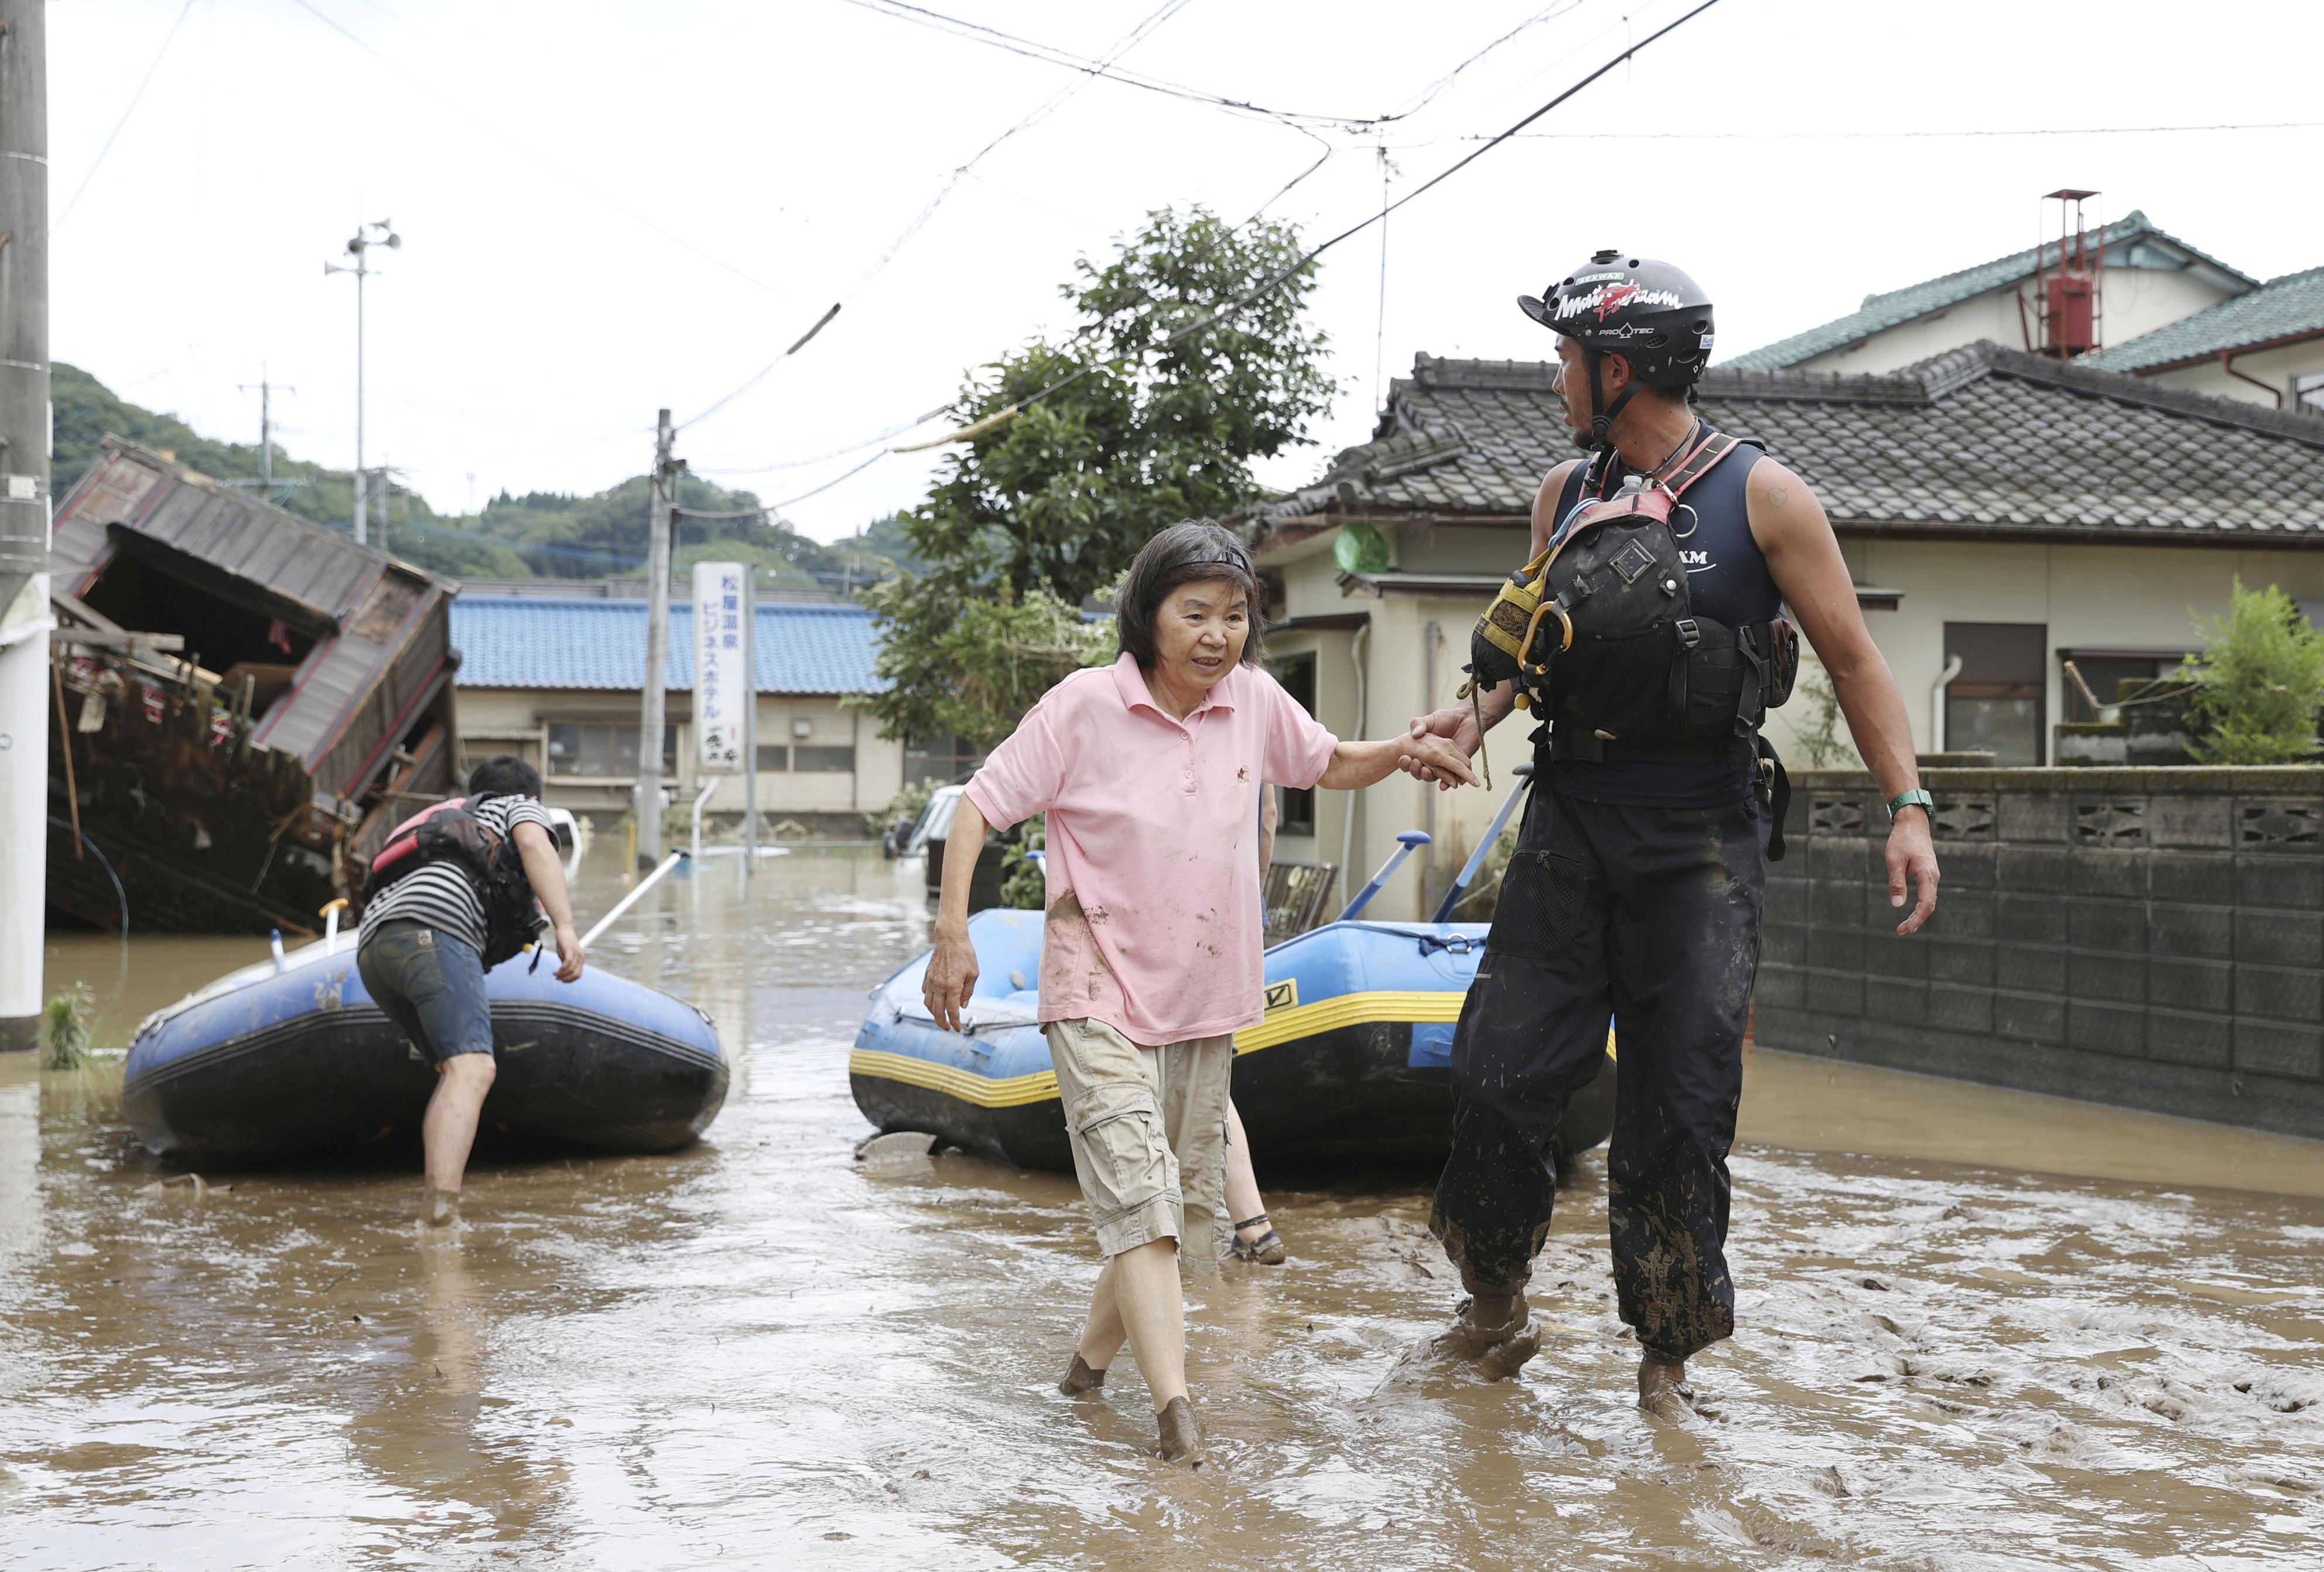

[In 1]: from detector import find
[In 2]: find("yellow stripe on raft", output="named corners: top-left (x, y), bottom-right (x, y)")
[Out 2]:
top-left (850, 993), bottom-right (1616, 1110)
top-left (849, 1047), bottom-right (1061, 1109)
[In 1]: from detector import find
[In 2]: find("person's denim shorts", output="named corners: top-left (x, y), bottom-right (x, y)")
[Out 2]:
top-left (357, 920), bottom-right (495, 1064)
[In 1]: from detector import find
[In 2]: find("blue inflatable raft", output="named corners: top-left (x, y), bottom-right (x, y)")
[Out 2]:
top-left (125, 938), bottom-right (729, 1167)
top-left (850, 910), bottom-right (1615, 1173)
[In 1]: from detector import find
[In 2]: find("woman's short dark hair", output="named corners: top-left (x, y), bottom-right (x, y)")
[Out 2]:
top-left (468, 754), bottom-right (543, 799)
top-left (1116, 520), bottom-right (1263, 669)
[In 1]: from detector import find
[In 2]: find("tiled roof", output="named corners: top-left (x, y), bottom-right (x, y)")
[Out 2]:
top-left (451, 596), bottom-right (887, 692)
top-left (2089, 265), bottom-right (2324, 373)
top-left (1248, 344), bottom-right (2324, 542)
top-left (1723, 211), bottom-right (2254, 371)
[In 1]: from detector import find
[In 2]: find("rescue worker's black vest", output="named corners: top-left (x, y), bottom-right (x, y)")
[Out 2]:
top-left (1538, 428), bottom-right (1796, 764)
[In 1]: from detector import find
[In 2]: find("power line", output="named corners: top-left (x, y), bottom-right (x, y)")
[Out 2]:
top-left (903, 0), bottom-right (1730, 451)
top-left (57, 0), bottom-right (200, 228)
top-left (708, 0), bottom-right (1717, 496)
top-left (676, 1), bottom-right (1193, 438)
top-left (831, 0), bottom-right (1387, 128)
top-left (1441, 118), bottom-right (2324, 143)
top-left (288, 0), bottom-right (381, 57)
top-left (676, 303), bottom-right (844, 432)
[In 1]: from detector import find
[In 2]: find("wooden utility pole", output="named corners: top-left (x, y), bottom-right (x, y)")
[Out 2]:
top-left (636, 409), bottom-right (678, 869)
top-left (0, 0), bottom-right (50, 1050)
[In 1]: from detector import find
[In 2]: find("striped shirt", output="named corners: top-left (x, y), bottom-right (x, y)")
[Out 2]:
top-left (358, 795), bottom-right (555, 955)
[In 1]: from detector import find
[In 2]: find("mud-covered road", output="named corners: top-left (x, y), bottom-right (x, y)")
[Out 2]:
top-left (4, 847), bottom-right (2320, 1569)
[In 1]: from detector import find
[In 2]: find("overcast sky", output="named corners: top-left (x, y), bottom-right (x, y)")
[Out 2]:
top-left (47, 0), bottom-right (2324, 544)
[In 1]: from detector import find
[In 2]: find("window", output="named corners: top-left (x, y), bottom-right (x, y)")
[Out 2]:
top-left (2295, 370), bottom-right (2324, 413)
top-left (904, 732), bottom-right (983, 787)
top-left (755, 744), bottom-right (788, 773)
top-left (1943, 624), bottom-right (2045, 764)
top-left (2059, 650), bottom-right (2188, 723)
top-left (546, 722), bottom-right (675, 778)
top-left (794, 746), bottom-right (856, 773)
top-left (1269, 653), bottom-right (1319, 835)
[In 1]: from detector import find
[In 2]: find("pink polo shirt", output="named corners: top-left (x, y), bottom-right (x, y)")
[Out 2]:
top-left (965, 653), bottom-right (1337, 1045)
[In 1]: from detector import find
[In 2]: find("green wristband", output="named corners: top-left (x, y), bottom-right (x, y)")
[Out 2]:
top-left (1887, 788), bottom-right (1934, 821)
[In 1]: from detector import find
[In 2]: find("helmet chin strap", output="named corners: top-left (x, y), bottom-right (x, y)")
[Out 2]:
top-left (1572, 344), bottom-right (1642, 457)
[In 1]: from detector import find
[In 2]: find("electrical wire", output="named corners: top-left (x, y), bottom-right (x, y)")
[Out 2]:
top-left (287, 0), bottom-right (381, 57)
top-left (832, 0), bottom-right (1387, 128)
top-left (704, 0), bottom-right (1703, 491)
top-left (832, 0), bottom-right (1586, 131)
top-left (677, 1), bottom-right (1193, 437)
top-left (1448, 119), bottom-right (2324, 142)
top-left (904, 0), bottom-right (1728, 449)
top-left (692, 406), bottom-right (952, 476)
top-left (57, 0), bottom-right (200, 227)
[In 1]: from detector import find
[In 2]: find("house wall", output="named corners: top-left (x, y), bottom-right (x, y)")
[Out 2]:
top-left (456, 687), bottom-right (905, 828)
top-left (1787, 539), bottom-right (2324, 765)
top-left (1269, 534), bottom-right (1546, 922)
top-left (1270, 520), bottom-right (2324, 913)
top-left (1791, 266), bottom-right (2236, 377)
top-left (2141, 336), bottom-right (2324, 412)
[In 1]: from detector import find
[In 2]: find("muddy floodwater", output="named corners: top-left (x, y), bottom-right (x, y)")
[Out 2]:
top-left (6, 846), bottom-right (2324, 1570)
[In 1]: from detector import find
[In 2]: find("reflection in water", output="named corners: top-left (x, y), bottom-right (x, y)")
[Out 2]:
top-left (2, 848), bottom-right (2320, 1568)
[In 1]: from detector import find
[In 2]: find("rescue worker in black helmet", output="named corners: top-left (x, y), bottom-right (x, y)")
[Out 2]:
top-left (1396, 252), bottom-right (1940, 1414)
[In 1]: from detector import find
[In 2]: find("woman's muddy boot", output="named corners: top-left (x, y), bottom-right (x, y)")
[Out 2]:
top-left (1393, 1284), bottom-right (1540, 1383)
top-left (1059, 1354), bottom-right (1107, 1397)
top-left (1156, 1397), bottom-right (1204, 1466)
top-left (1637, 1355), bottom-right (1696, 1418)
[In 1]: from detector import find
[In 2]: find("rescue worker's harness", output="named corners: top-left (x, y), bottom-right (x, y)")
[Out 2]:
top-left (1462, 428), bottom-right (1799, 855)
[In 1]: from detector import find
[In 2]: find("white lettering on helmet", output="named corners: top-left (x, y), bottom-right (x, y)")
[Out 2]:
top-left (1553, 283), bottom-right (1687, 322)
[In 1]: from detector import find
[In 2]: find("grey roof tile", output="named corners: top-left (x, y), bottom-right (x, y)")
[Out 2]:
top-left (2088, 264), bottom-right (2324, 373)
top-left (1723, 212), bottom-right (2255, 371)
top-left (1247, 344), bottom-right (2324, 542)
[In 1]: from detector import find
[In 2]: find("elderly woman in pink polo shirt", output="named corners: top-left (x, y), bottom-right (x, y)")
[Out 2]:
top-left (925, 521), bottom-right (1478, 1465)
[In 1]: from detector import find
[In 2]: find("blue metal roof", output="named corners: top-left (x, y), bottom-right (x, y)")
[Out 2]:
top-left (450, 596), bottom-right (888, 693)
top-left (1724, 211), bottom-right (2255, 371)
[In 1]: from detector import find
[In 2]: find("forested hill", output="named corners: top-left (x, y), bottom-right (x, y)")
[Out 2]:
top-left (50, 363), bottom-right (914, 586)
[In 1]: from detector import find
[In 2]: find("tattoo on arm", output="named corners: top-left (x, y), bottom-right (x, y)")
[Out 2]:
top-left (1767, 485), bottom-right (1789, 508)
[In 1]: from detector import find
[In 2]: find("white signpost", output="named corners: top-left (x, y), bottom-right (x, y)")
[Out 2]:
top-left (693, 562), bottom-right (746, 775)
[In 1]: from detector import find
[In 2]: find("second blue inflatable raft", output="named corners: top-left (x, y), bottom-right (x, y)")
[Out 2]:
top-left (851, 910), bottom-right (1615, 1172)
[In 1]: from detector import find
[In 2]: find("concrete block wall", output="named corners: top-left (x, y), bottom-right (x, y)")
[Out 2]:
top-left (1756, 767), bottom-right (2324, 1140)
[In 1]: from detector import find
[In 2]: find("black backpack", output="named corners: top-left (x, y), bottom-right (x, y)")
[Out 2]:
top-left (362, 794), bottom-right (544, 968)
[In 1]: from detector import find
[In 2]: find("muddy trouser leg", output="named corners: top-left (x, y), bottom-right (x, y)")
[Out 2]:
top-left (1601, 795), bottom-right (1765, 1363)
top-left (1429, 787), bottom-right (1615, 1293)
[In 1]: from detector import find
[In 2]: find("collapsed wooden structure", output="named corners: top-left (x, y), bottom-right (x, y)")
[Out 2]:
top-left (46, 439), bottom-right (460, 933)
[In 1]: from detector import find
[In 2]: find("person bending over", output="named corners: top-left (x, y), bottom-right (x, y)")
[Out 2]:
top-left (925, 521), bottom-right (1478, 1464)
top-left (357, 755), bottom-right (584, 1225)
top-left (1401, 255), bottom-right (1938, 1413)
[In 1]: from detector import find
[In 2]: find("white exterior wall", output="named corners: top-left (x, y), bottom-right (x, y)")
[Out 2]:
top-left (1273, 521), bottom-right (2324, 908)
top-left (1269, 528), bottom-right (1538, 922)
top-left (2142, 337), bottom-right (2324, 412)
top-left (1792, 266), bottom-right (2238, 377)
top-left (456, 686), bottom-right (903, 826)
top-left (1790, 538), bottom-right (2324, 763)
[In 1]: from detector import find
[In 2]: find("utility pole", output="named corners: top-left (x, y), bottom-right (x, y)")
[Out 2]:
top-left (325, 220), bottom-right (398, 544)
top-left (0, 0), bottom-right (50, 1051)
top-left (238, 370), bottom-right (294, 488)
top-left (636, 409), bottom-right (679, 869)
top-left (743, 561), bottom-right (758, 874)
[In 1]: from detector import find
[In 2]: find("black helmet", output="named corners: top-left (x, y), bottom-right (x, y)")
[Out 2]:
top-left (1518, 251), bottom-right (1716, 451)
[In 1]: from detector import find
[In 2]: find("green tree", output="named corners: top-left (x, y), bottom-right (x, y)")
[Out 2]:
top-left (2184, 579), bottom-right (2324, 764)
top-left (860, 206), bottom-right (1332, 746)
